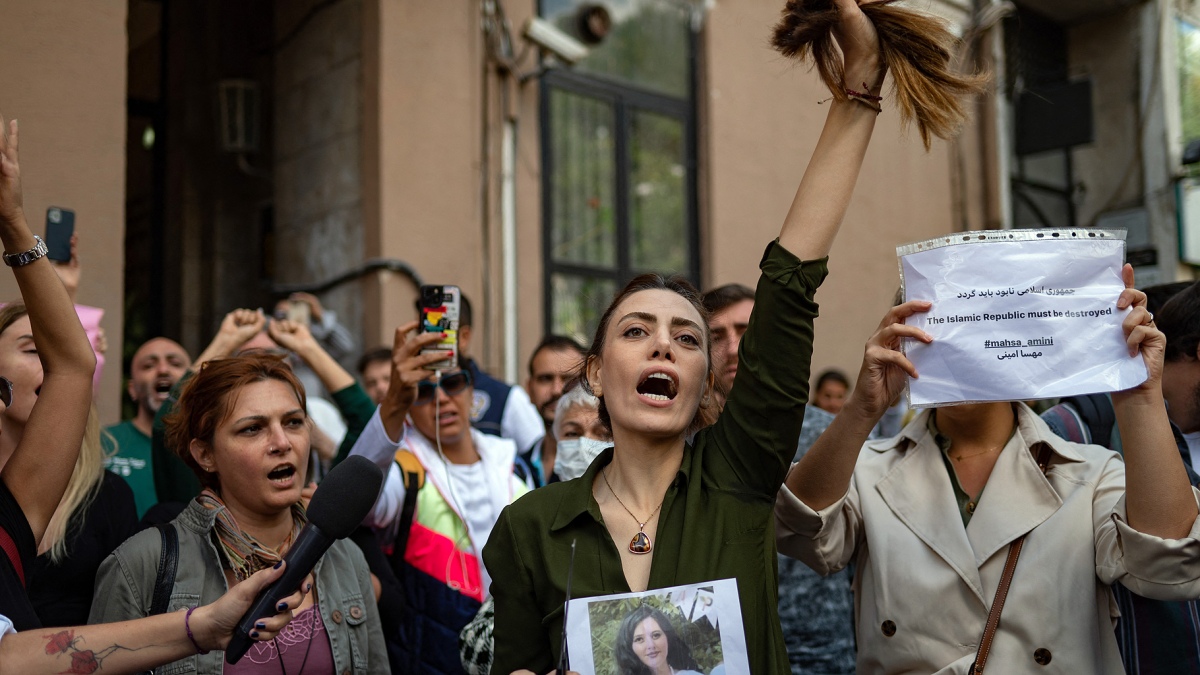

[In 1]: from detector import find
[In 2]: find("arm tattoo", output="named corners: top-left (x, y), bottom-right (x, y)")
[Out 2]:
top-left (41, 629), bottom-right (150, 674)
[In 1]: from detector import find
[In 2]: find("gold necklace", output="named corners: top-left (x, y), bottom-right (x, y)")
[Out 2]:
top-left (601, 467), bottom-right (664, 555)
top-left (950, 443), bottom-right (1003, 463)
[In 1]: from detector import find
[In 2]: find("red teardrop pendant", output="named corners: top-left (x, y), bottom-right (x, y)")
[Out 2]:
top-left (629, 531), bottom-right (652, 554)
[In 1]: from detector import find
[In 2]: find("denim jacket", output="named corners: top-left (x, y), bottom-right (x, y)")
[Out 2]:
top-left (89, 499), bottom-right (388, 674)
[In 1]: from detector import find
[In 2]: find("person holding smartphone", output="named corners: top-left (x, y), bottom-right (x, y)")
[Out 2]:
top-left (348, 323), bottom-right (531, 674)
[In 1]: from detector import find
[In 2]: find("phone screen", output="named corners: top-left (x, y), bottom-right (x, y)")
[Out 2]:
top-left (45, 207), bottom-right (75, 262)
top-left (419, 285), bottom-right (461, 370)
top-left (285, 300), bottom-right (311, 326)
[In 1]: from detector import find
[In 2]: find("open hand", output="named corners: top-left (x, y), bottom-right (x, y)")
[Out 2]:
top-left (377, 321), bottom-right (454, 440)
top-left (191, 563), bottom-right (312, 652)
top-left (0, 117), bottom-right (22, 227)
top-left (850, 300), bottom-right (933, 417)
top-left (1116, 263), bottom-right (1164, 394)
top-left (383, 321), bottom-right (455, 413)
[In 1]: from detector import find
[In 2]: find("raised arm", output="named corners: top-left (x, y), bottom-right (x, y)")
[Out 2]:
top-left (699, 2), bottom-right (886, 493)
top-left (377, 321), bottom-right (453, 443)
top-left (193, 308), bottom-right (265, 368)
top-left (776, 0), bottom-right (884, 259)
top-left (268, 319), bottom-right (354, 393)
top-left (785, 300), bottom-right (931, 510)
top-left (1113, 265), bottom-right (1199, 538)
top-left (0, 117), bottom-right (96, 545)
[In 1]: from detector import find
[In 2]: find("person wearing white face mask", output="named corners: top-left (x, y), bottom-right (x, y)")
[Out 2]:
top-left (551, 384), bottom-right (613, 482)
top-left (458, 382), bottom-right (612, 675)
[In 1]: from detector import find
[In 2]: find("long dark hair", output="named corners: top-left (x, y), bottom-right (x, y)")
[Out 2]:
top-left (580, 273), bottom-right (719, 437)
top-left (771, 0), bottom-right (988, 148)
top-left (613, 606), bottom-right (699, 675)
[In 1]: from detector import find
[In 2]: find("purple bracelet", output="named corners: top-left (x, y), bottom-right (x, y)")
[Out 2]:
top-left (184, 606), bottom-right (210, 655)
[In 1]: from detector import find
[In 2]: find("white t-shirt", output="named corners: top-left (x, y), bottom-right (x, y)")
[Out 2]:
top-left (444, 461), bottom-right (496, 554)
top-left (0, 613), bottom-right (13, 643)
top-left (444, 461), bottom-right (498, 594)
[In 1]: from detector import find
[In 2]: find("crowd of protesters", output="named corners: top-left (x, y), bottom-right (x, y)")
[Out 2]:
top-left (6, 0), bottom-right (1200, 673)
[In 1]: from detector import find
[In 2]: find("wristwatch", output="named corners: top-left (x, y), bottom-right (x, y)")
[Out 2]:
top-left (2, 235), bottom-right (48, 267)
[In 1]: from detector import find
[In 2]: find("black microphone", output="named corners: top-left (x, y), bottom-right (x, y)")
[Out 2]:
top-left (225, 455), bottom-right (384, 663)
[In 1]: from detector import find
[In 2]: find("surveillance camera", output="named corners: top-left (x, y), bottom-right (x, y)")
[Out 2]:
top-left (522, 17), bottom-right (589, 65)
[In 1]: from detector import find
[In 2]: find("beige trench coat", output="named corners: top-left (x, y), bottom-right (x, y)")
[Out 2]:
top-left (776, 403), bottom-right (1200, 674)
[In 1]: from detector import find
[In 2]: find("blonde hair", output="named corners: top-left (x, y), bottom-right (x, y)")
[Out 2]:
top-left (39, 406), bottom-right (109, 563)
top-left (771, 0), bottom-right (988, 148)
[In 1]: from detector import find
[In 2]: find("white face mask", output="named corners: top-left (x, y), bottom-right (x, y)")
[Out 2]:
top-left (555, 437), bottom-right (614, 481)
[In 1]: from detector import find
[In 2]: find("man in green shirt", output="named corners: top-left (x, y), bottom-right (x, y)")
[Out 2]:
top-left (105, 337), bottom-right (190, 517)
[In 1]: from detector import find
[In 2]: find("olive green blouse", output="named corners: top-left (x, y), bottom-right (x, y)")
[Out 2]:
top-left (483, 241), bottom-right (828, 675)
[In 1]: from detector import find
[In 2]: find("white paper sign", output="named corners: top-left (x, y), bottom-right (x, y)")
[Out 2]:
top-left (899, 229), bottom-right (1148, 408)
top-left (565, 578), bottom-right (749, 675)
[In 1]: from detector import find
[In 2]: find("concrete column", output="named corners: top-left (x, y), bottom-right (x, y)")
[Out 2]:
top-left (0, 0), bottom-right (128, 422)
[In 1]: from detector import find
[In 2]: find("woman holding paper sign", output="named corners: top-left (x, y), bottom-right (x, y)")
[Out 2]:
top-left (776, 270), bottom-right (1200, 673)
top-left (480, 0), bottom-right (967, 671)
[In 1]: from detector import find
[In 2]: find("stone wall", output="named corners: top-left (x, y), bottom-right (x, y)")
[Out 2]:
top-left (274, 0), bottom-right (366, 363)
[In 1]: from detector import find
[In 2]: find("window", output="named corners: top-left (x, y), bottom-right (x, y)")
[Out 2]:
top-left (540, 0), bottom-right (698, 344)
top-left (1180, 18), bottom-right (1200, 147)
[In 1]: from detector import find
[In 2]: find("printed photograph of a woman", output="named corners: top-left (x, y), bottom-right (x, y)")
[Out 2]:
top-left (613, 606), bottom-right (703, 675)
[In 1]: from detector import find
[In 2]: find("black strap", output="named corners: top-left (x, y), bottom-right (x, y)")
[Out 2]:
top-left (1065, 394), bottom-right (1116, 449)
top-left (393, 469), bottom-right (421, 558)
top-left (149, 523), bottom-right (178, 616)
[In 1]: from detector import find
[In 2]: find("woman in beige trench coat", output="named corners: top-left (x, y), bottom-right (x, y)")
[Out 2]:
top-left (776, 282), bottom-right (1200, 674)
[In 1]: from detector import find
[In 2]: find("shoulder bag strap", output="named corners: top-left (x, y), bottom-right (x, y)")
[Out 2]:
top-left (391, 449), bottom-right (425, 561)
top-left (0, 525), bottom-right (24, 587)
top-left (149, 523), bottom-right (179, 616)
top-left (972, 444), bottom-right (1053, 674)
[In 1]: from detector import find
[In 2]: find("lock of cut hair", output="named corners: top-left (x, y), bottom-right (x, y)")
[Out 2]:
top-left (771, 0), bottom-right (988, 148)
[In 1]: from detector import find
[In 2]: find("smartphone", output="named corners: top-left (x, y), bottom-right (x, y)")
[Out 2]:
top-left (45, 207), bottom-right (75, 262)
top-left (418, 285), bottom-right (460, 371)
top-left (285, 299), bottom-right (311, 326)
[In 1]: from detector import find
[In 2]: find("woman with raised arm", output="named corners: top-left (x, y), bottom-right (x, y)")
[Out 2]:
top-left (0, 119), bottom-right (313, 673)
top-left (776, 272), bottom-right (1200, 671)
top-left (0, 116), bottom-right (97, 631)
top-left (480, 1), bottom-right (888, 672)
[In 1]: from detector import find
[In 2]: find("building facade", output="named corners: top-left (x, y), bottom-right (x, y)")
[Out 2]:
top-left (7, 0), bottom-right (1194, 421)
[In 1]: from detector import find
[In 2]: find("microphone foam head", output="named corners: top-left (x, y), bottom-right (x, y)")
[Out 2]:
top-left (305, 456), bottom-right (384, 539)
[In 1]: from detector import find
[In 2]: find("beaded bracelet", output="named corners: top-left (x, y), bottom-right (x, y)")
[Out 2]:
top-left (184, 606), bottom-right (210, 655)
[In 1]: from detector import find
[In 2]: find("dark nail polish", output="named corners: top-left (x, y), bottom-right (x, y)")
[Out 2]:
top-left (273, 561), bottom-right (282, 570)
top-left (255, 621), bottom-right (266, 630)
top-left (277, 602), bottom-right (287, 611)
top-left (250, 630), bottom-right (260, 639)
top-left (305, 582), bottom-right (312, 592)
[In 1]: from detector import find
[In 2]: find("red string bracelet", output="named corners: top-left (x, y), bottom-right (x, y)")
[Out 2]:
top-left (846, 81), bottom-right (883, 101)
top-left (184, 606), bottom-right (211, 655)
top-left (845, 81), bottom-right (883, 113)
